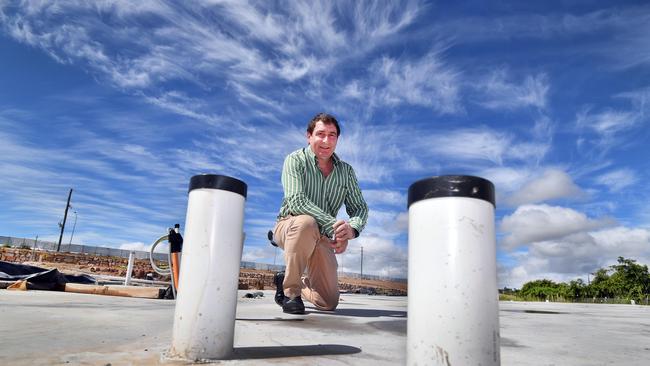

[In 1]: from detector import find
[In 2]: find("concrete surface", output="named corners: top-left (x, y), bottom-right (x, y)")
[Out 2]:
top-left (1, 290), bottom-right (649, 365)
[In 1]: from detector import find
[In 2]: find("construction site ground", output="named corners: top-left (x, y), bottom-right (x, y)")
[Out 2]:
top-left (2, 289), bottom-right (650, 365)
top-left (2, 260), bottom-right (649, 365)
top-left (14, 260), bottom-right (408, 296)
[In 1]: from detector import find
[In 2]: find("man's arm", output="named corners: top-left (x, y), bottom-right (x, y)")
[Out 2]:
top-left (282, 153), bottom-right (337, 237)
top-left (331, 167), bottom-right (368, 253)
top-left (344, 166), bottom-right (368, 237)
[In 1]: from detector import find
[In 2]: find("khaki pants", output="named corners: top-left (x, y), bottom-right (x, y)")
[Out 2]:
top-left (273, 215), bottom-right (339, 310)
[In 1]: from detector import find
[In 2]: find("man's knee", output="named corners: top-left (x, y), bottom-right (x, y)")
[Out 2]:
top-left (317, 290), bottom-right (340, 311)
top-left (291, 215), bottom-right (319, 236)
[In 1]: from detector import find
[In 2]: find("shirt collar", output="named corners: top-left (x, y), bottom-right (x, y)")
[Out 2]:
top-left (305, 146), bottom-right (340, 166)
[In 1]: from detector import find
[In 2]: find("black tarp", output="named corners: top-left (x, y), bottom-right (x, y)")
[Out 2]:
top-left (0, 260), bottom-right (96, 290)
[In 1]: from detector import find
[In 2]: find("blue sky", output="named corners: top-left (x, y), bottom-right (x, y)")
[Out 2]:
top-left (1, 1), bottom-right (649, 287)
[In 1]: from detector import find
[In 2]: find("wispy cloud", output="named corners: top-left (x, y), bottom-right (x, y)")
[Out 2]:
top-left (0, 0), bottom-right (424, 121)
top-left (577, 108), bottom-right (639, 137)
top-left (594, 168), bottom-right (639, 192)
top-left (142, 91), bottom-right (230, 127)
top-left (576, 106), bottom-right (643, 153)
top-left (350, 0), bottom-right (421, 40)
top-left (364, 51), bottom-right (462, 114)
top-left (418, 128), bottom-right (512, 165)
top-left (474, 70), bottom-right (549, 110)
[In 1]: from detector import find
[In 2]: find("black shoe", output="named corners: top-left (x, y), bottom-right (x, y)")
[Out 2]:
top-left (273, 271), bottom-right (285, 306)
top-left (267, 230), bottom-right (278, 247)
top-left (282, 296), bottom-right (305, 314)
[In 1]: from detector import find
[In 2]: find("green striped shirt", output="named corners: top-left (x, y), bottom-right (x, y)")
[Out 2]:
top-left (278, 147), bottom-right (368, 238)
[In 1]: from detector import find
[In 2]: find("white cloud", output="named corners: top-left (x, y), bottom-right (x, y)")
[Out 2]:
top-left (0, 0), bottom-right (423, 116)
top-left (341, 80), bottom-right (364, 99)
top-left (372, 51), bottom-right (462, 114)
top-left (204, 1), bottom-right (285, 44)
top-left (428, 6), bottom-right (650, 71)
top-left (475, 70), bottom-right (549, 110)
top-left (574, 105), bottom-right (645, 155)
top-left (500, 226), bottom-right (650, 288)
top-left (242, 245), bottom-right (279, 263)
top-left (507, 142), bottom-right (550, 164)
top-left (422, 128), bottom-right (511, 164)
top-left (594, 168), bottom-right (639, 192)
top-left (577, 108), bottom-right (639, 137)
top-left (363, 189), bottom-right (406, 207)
top-left (507, 169), bottom-right (584, 205)
top-left (335, 124), bottom-right (406, 184)
top-left (617, 88), bottom-right (650, 113)
top-left (480, 167), bottom-right (532, 193)
top-left (191, 125), bottom-right (306, 182)
top-left (574, 89), bottom-right (648, 154)
top-left (243, 234), bottom-right (409, 279)
top-left (500, 204), bottom-right (616, 250)
top-left (479, 167), bottom-right (532, 204)
top-left (339, 235), bottom-right (407, 278)
top-left (362, 209), bottom-right (408, 239)
top-left (143, 91), bottom-right (228, 127)
top-left (351, 0), bottom-right (420, 40)
top-left (590, 227), bottom-right (650, 254)
top-left (119, 241), bottom-right (167, 253)
top-left (394, 212), bottom-right (409, 233)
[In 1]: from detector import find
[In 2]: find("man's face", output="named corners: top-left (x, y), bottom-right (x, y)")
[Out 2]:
top-left (307, 121), bottom-right (338, 161)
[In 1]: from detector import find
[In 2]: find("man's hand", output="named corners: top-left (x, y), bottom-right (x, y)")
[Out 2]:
top-left (333, 220), bottom-right (355, 241)
top-left (331, 220), bottom-right (355, 254)
top-left (330, 238), bottom-right (348, 254)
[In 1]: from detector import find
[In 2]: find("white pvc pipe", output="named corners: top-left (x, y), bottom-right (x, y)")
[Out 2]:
top-left (124, 251), bottom-right (135, 286)
top-left (170, 174), bottom-right (247, 361)
top-left (407, 176), bottom-right (500, 366)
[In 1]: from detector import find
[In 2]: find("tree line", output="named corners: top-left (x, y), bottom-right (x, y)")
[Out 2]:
top-left (510, 257), bottom-right (650, 303)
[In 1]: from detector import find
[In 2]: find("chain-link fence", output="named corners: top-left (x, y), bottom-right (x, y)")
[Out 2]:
top-left (0, 236), bottom-right (167, 261)
top-left (2, 235), bottom-right (408, 281)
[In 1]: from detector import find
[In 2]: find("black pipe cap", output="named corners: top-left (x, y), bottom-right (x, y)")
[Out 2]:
top-left (188, 174), bottom-right (247, 199)
top-left (408, 175), bottom-right (495, 208)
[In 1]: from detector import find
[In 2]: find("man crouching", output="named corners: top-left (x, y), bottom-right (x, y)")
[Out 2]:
top-left (272, 113), bottom-right (368, 314)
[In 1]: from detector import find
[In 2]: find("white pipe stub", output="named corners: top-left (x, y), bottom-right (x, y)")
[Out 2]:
top-left (169, 174), bottom-right (247, 361)
top-left (407, 175), bottom-right (500, 366)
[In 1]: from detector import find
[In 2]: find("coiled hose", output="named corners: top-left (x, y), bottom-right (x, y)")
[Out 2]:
top-left (149, 234), bottom-right (177, 299)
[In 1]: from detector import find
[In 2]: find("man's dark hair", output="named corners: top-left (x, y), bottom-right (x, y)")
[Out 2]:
top-left (307, 113), bottom-right (340, 136)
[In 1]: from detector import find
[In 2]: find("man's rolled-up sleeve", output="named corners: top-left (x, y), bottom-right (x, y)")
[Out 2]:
top-left (344, 167), bottom-right (368, 237)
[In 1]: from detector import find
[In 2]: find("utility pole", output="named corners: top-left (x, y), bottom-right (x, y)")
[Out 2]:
top-left (57, 188), bottom-right (73, 252)
top-left (31, 235), bottom-right (38, 261)
top-left (360, 245), bottom-right (364, 279)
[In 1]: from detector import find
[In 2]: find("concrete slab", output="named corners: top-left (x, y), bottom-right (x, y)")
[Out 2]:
top-left (499, 301), bottom-right (650, 366)
top-left (1, 290), bottom-right (649, 365)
